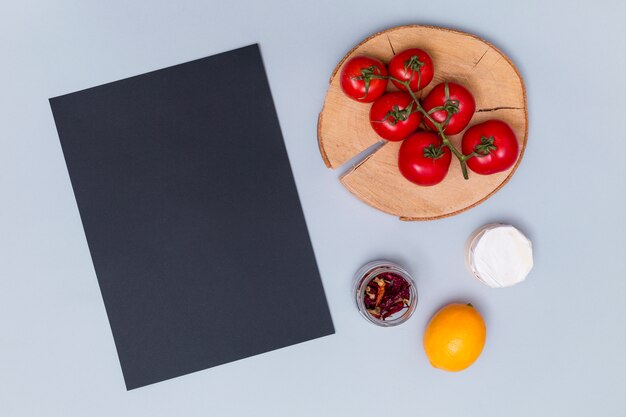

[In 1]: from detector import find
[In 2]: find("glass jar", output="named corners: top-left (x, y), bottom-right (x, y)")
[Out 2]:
top-left (353, 260), bottom-right (417, 327)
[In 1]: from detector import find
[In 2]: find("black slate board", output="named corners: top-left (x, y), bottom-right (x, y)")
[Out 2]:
top-left (50, 44), bottom-right (334, 390)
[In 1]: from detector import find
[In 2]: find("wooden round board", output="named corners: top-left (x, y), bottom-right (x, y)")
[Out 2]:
top-left (318, 25), bottom-right (527, 220)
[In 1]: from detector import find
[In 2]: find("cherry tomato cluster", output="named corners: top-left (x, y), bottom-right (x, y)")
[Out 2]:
top-left (339, 49), bottom-right (519, 186)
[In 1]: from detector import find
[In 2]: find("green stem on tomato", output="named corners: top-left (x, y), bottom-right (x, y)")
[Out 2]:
top-left (439, 131), bottom-right (469, 179)
top-left (397, 79), bottom-right (471, 180)
top-left (372, 75), bottom-right (479, 180)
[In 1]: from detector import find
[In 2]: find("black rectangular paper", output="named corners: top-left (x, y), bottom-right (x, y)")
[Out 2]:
top-left (50, 44), bottom-right (334, 390)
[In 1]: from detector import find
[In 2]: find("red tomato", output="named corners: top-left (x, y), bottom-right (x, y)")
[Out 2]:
top-left (398, 131), bottom-right (451, 186)
top-left (462, 120), bottom-right (519, 175)
top-left (422, 82), bottom-right (476, 135)
top-left (369, 92), bottom-right (422, 142)
top-left (340, 56), bottom-right (388, 102)
top-left (388, 48), bottom-right (434, 92)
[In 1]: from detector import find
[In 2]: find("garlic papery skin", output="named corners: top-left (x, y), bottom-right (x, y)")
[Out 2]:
top-left (465, 223), bottom-right (533, 288)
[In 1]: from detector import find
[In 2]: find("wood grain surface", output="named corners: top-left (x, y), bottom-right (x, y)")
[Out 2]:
top-left (317, 25), bottom-right (527, 220)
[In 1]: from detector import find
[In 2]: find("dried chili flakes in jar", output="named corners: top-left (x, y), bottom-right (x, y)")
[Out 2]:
top-left (354, 260), bottom-right (417, 326)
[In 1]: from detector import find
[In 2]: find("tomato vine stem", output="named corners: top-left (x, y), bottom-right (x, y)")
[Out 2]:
top-left (371, 74), bottom-right (476, 180)
top-left (398, 78), bottom-right (470, 179)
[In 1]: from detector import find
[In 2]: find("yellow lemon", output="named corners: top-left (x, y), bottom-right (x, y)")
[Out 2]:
top-left (423, 303), bottom-right (486, 371)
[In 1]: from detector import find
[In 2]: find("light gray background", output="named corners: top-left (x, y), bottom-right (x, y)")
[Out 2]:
top-left (1, 0), bottom-right (625, 415)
